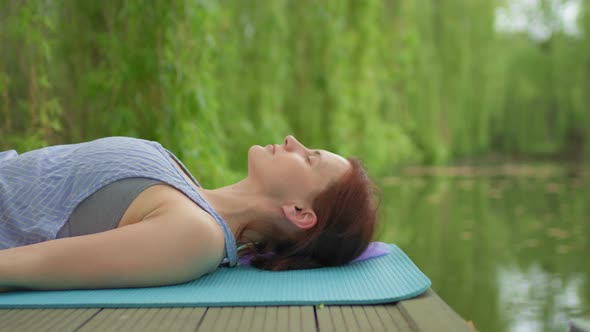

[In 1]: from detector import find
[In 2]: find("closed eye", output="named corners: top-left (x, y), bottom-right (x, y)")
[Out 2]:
top-left (308, 151), bottom-right (320, 165)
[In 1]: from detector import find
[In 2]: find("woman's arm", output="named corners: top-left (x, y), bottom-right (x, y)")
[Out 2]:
top-left (0, 208), bottom-right (225, 291)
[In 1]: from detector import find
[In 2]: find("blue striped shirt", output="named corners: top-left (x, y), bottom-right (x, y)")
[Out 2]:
top-left (0, 137), bottom-right (238, 268)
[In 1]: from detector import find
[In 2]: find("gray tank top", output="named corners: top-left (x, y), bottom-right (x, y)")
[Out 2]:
top-left (56, 177), bottom-right (163, 238)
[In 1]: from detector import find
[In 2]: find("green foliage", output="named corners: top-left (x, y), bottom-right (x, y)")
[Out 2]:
top-left (1, 0), bottom-right (588, 186)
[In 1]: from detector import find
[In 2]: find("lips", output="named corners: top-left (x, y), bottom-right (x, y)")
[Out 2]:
top-left (266, 144), bottom-right (275, 154)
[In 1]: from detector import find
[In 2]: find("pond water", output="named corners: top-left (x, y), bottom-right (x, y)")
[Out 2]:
top-left (375, 165), bottom-right (589, 332)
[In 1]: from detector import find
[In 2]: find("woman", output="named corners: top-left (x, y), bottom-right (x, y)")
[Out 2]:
top-left (0, 135), bottom-right (378, 291)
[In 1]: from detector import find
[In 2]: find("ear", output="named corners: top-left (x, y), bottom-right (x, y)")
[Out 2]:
top-left (281, 204), bottom-right (317, 230)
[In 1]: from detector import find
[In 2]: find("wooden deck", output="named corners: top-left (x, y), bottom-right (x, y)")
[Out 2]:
top-left (0, 289), bottom-right (472, 332)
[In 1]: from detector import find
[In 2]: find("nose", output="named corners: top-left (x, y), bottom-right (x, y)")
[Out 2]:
top-left (284, 135), bottom-right (306, 152)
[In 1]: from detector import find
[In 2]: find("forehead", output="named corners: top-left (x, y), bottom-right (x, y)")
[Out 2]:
top-left (318, 149), bottom-right (351, 175)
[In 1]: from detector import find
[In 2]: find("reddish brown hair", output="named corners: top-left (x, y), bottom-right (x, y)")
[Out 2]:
top-left (236, 157), bottom-right (380, 271)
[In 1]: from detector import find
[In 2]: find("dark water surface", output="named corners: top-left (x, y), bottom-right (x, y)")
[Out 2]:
top-left (375, 166), bottom-right (589, 332)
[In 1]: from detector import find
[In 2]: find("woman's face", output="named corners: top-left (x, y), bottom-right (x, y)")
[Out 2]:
top-left (248, 135), bottom-right (351, 202)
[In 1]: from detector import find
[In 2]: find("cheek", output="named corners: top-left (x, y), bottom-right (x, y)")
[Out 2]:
top-left (266, 162), bottom-right (301, 186)
top-left (249, 151), bottom-right (282, 180)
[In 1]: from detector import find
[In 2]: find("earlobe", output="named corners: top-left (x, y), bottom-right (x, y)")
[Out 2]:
top-left (281, 204), bottom-right (317, 230)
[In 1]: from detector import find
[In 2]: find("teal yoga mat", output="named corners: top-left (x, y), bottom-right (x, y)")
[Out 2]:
top-left (0, 244), bottom-right (430, 308)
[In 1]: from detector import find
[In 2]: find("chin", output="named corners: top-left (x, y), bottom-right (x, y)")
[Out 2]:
top-left (247, 145), bottom-right (264, 159)
top-left (246, 145), bottom-right (263, 175)
top-left (247, 146), bottom-right (276, 181)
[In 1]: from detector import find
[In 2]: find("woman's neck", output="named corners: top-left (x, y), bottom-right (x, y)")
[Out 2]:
top-left (195, 178), bottom-right (278, 246)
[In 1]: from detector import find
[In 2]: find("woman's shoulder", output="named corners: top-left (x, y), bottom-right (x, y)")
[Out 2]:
top-left (124, 184), bottom-right (226, 267)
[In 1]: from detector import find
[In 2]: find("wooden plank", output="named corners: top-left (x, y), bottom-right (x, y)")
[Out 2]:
top-left (0, 309), bottom-right (37, 332)
top-left (340, 306), bottom-right (358, 329)
top-left (39, 309), bottom-right (101, 332)
top-left (249, 307), bottom-right (268, 331)
top-left (122, 308), bottom-right (186, 332)
top-left (223, 306), bottom-right (246, 331)
top-left (76, 307), bottom-right (205, 332)
top-left (315, 305), bottom-right (333, 331)
top-left (277, 306), bottom-right (290, 331)
top-left (397, 289), bottom-right (471, 332)
top-left (246, 306), bottom-right (316, 332)
top-left (171, 307), bottom-right (208, 331)
top-left (300, 306), bottom-right (318, 332)
top-left (256, 306), bottom-right (276, 331)
top-left (137, 308), bottom-right (180, 331)
top-left (317, 305), bottom-right (413, 332)
top-left (196, 306), bottom-right (224, 331)
top-left (362, 305), bottom-right (398, 331)
top-left (239, 307), bottom-right (255, 331)
top-left (196, 305), bottom-right (315, 332)
top-left (243, 305), bottom-right (316, 332)
top-left (208, 306), bottom-right (284, 332)
top-left (382, 305), bottom-right (413, 332)
top-left (262, 306), bottom-right (277, 331)
top-left (0, 308), bottom-right (99, 332)
top-left (297, 306), bottom-right (317, 332)
top-left (328, 306), bottom-right (347, 331)
top-left (372, 304), bottom-right (412, 332)
top-left (0, 290), bottom-right (471, 332)
top-left (348, 306), bottom-right (374, 331)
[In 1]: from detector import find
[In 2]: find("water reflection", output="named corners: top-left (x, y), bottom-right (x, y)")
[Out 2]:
top-left (376, 166), bottom-right (589, 332)
top-left (498, 265), bottom-right (585, 332)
